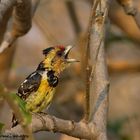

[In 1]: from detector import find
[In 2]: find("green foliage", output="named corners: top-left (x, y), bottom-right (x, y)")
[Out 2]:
top-left (108, 119), bottom-right (124, 134)
top-left (108, 118), bottom-right (131, 140)
top-left (0, 122), bottom-right (4, 133)
top-left (0, 84), bottom-right (5, 94)
top-left (10, 93), bottom-right (32, 126)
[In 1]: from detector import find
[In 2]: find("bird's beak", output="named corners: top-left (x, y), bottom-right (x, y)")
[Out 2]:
top-left (64, 45), bottom-right (79, 63)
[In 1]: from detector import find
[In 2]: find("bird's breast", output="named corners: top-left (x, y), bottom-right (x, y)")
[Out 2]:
top-left (25, 78), bottom-right (55, 113)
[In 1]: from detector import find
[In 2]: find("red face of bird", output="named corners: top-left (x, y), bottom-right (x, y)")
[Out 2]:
top-left (42, 45), bottom-right (78, 74)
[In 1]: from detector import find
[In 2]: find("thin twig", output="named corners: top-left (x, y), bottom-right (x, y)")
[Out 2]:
top-left (65, 1), bottom-right (81, 34)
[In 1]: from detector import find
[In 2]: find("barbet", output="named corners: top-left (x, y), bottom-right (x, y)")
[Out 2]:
top-left (12, 45), bottom-right (77, 127)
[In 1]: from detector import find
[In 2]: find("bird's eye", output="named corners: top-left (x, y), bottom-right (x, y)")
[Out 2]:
top-left (57, 51), bottom-right (63, 56)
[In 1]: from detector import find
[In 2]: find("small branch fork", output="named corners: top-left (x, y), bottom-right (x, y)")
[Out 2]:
top-left (0, 0), bottom-right (40, 53)
top-left (117, 0), bottom-right (140, 29)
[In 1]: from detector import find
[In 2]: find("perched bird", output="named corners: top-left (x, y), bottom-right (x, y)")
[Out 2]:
top-left (12, 45), bottom-right (77, 127)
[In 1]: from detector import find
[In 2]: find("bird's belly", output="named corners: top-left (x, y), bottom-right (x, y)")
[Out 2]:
top-left (25, 81), bottom-right (55, 113)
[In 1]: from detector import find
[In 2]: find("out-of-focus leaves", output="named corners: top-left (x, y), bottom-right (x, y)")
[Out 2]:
top-left (108, 119), bottom-right (124, 134)
top-left (10, 93), bottom-right (32, 126)
top-left (108, 118), bottom-right (131, 140)
top-left (0, 84), bottom-right (5, 91)
top-left (0, 122), bottom-right (4, 133)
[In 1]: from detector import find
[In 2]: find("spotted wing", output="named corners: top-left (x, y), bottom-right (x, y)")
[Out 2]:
top-left (17, 72), bottom-right (42, 100)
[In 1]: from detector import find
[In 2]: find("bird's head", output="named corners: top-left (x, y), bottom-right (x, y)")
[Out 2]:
top-left (42, 45), bottom-right (78, 74)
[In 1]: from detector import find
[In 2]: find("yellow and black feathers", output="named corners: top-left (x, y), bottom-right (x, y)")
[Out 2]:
top-left (12, 45), bottom-right (77, 127)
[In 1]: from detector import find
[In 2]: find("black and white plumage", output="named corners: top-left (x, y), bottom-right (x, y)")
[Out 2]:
top-left (17, 68), bottom-right (59, 100)
top-left (17, 72), bottom-right (42, 100)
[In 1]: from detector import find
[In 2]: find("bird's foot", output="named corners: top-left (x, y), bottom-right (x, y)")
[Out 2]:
top-left (39, 111), bottom-right (48, 116)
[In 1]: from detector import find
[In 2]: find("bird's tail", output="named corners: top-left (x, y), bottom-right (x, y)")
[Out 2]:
top-left (12, 113), bottom-right (18, 128)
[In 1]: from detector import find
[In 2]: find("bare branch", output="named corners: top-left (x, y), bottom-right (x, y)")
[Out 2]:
top-left (31, 0), bottom-right (40, 15)
top-left (85, 0), bottom-right (109, 140)
top-left (0, 4), bottom-right (16, 84)
top-left (4, 114), bottom-right (98, 139)
top-left (0, 0), bottom-right (40, 54)
top-left (84, 0), bottom-right (101, 122)
top-left (117, 0), bottom-right (140, 29)
top-left (0, 0), bottom-right (16, 22)
top-left (65, 1), bottom-right (81, 34)
top-left (0, 0), bottom-right (31, 53)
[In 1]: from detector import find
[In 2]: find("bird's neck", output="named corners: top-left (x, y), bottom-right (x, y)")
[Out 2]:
top-left (43, 59), bottom-right (66, 76)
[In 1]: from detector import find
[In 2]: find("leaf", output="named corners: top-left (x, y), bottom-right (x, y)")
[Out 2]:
top-left (0, 122), bottom-right (4, 133)
top-left (10, 93), bottom-right (32, 126)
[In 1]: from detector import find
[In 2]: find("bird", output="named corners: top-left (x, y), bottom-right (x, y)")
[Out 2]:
top-left (12, 45), bottom-right (78, 127)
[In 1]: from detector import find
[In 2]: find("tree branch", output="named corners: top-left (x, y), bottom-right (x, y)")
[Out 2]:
top-left (31, 0), bottom-right (40, 16)
top-left (117, 0), bottom-right (140, 29)
top-left (0, 0), bottom-right (31, 53)
top-left (0, 0), bottom-right (40, 53)
top-left (4, 114), bottom-right (98, 139)
top-left (65, 1), bottom-right (81, 35)
top-left (86, 0), bottom-right (109, 140)
top-left (84, 0), bottom-right (101, 122)
top-left (0, 0), bottom-right (16, 23)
